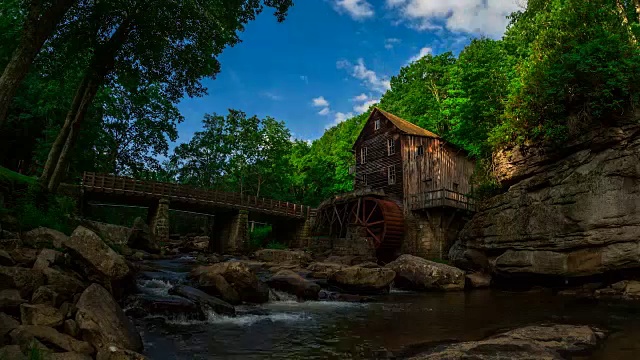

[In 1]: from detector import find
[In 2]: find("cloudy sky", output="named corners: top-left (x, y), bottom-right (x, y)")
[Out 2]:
top-left (175, 0), bottom-right (522, 144)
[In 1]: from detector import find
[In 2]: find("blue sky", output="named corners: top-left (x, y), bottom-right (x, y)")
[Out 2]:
top-left (175, 0), bottom-right (521, 144)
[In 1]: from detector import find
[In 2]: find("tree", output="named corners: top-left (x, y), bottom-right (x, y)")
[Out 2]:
top-left (0, 0), bottom-right (77, 128)
top-left (40, 0), bottom-right (294, 192)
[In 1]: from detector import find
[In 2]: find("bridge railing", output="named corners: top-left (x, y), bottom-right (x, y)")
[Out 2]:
top-left (81, 172), bottom-right (313, 218)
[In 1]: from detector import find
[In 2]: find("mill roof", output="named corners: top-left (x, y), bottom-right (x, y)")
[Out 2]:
top-left (374, 108), bottom-right (440, 138)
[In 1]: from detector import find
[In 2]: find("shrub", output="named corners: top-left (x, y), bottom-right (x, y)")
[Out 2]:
top-left (249, 225), bottom-right (272, 250)
top-left (13, 184), bottom-right (76, 235)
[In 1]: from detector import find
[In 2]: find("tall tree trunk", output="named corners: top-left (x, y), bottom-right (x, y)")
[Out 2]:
top-left (41, 18), bottom-right (132, 192)
top-left (0, 0), bottom-right (76, 127)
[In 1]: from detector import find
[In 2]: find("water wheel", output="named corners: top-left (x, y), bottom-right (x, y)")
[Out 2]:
top-left (349, 197), bottom-right (404, 251)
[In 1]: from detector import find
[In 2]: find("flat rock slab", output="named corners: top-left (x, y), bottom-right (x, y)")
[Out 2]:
top-left (168, 285), bottom-right (235, 316)
top-left (385, 255), bottom-right (465, 291)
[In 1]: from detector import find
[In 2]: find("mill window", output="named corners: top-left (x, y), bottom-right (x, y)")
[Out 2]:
top-left (388, 165), bottom-right (396, 185)
top-left (374, 119), bottom-right (381, 130)
top-left (387, 138), bottom-right (395, 155)
top-left (360, 147), bottom-right (367, 164)
top-left (417, 145), bottom-right (424, 156)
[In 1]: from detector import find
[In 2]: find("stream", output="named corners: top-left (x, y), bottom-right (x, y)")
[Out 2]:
top-left (130, 256), bottom-right (640, 359)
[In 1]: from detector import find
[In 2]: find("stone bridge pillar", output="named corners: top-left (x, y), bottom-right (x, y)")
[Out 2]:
top-left (148, 198), bottom-right (170, 245)
top-left (211, 210), bottom-right (248, 254)
top-left (272, 215), bottom-right (313, 249)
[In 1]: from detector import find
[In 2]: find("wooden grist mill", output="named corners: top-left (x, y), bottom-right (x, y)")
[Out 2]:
top-left (312, 108), bottom-right (476, 262)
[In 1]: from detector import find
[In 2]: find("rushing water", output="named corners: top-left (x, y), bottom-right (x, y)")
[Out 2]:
top-left (132, 256), bottom-right (640, 359)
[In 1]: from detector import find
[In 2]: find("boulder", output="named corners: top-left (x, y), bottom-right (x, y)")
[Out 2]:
top-left (0, 313), bottom-right (19, 345)
top-left (63, 226), bottom-right (130, 281)
top-left (254, 249), bottom-right (312, 266)
top-left (385, 255), bottom-right (465, 291)
top-left (0, 289), bottom-right (25, 312)
top-left (127, 218), bottom-right (159, 254)
top-left (318, 290), bottom-right (374, 303)
top-left (75, 284), bottom-right (143, 352)
top-left (96, 346), bottom-right (147, 360)
top-left (32, 249), bottom-right (62, 270)
top-left (328, 265), bottom-right (395, 294)
top-left (11, 325), bottom-right (94, 354)
top-left (0, 250), bottom-right (14, 266)
top-left (267, 270), bottom-right (321, 300)
top-left (465, 272), bottom-right (492, 288)
top-left (20, 303), bottom-right (64, 327)
top-left (0, 266), bottom-right (45, 298)
top-left (22, 227), bottom-right (68, 248)
top-left (307, 262), bottom-right (346, 279)
top-left (0, 345), bottom-right (25, 360)
top-left (190, 262), bottom-right (270, 304)
top-left (42, 268), bottom-right (85, 299)
top-left (0, 238), bottom-right (21, 251)
top-left (48, 353), bottom-right (93, 360)
top-left (31, 286), bottom-right (60, 306)
top-left (498, 324), bottom-right (599, 355)
top-left (454, 124), bottom-right (640, 278)
top-left (80, 220), bottom-right (132, 248)
top-left (194, 273), bottom-right (240, 305)
top-left (63, 319), bottom-right (79, 338)
top-left (168, 285), bottom-right (235, 316)
top-left (125, 294), bottom-right (203, 319)
top-left (7, 248), bottom-right (38, 267)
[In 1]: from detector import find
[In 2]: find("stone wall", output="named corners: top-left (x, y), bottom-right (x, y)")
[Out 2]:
top-left (329, 225), bottom-right (376, 259)
top-left (402, 210), bottom-right (469, 260)
top-left (451, 122), bottom-right (640, 278)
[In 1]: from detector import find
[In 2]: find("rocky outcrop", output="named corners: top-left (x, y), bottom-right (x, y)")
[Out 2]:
top-left (465, 272), bottom-right (492, 288)
top-left (75, 284), bottom-right (143, 353)
top-left (385, 255), bottom-right (465, 291)
top-left (408, 324), bottom-right (603, 359)
top-left (254, 249), bottom-right (312, 266)
top-left (451, 124), bottom-right (640, 278)
top-left (190, 262), bottom-right (269, 304)
top-left (267, 270), bottom-right (321, 300)
top-left (328, 265), bottom-right (395, 294)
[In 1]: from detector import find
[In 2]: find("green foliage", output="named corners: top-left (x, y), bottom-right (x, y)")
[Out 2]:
top-left (13, 185), bottom-right (76, 234)
top-left (0, 166), bottom-right (37, 187)
top-left (249, 225), bottom-right (272, 250)
top-left (266, 241), bottom-right (288, 250)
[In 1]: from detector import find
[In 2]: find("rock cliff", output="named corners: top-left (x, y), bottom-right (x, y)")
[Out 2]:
top-left (451, 122), bottom-right (640, 278)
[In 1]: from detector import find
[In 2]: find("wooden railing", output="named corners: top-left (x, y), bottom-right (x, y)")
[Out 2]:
top-left (408, 189), bottom-right (475, 212)
top-left (81, 172), bottom-right (313, 218)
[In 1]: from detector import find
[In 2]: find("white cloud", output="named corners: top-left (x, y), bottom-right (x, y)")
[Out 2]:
top-left (408, 46), bottom-right (433, 63)
top-left (337, 58), bottom-right (391, 94)
top-left (384, 38), bottom-right (401, 49)
top-left (300, 75), bottom-right (309, 84)
top-left (312, 96), bottom-right (330, 107)
top-left (352, 93), bottom-right (369, 102)
top-left (329, 111), bottom-right (355, 127)
top-left (386, 0), bottom-right (521, 38)
top-left (318, 107), bottom-right (330, 116)
top-left (261, 92), bottom-right (283, 101)
top-left (354, 99), bottom-right (379, 113)
top-left (333, 0), bottom-right (374, 20)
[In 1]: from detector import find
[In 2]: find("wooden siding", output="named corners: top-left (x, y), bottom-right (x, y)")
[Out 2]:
top-left (401, 136), bottom-right (475, 211)
top-left (354, 111), bottom-right (404, 201)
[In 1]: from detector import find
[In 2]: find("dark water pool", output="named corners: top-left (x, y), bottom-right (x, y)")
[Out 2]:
top-left (133, 257), bottom-right (640, 359)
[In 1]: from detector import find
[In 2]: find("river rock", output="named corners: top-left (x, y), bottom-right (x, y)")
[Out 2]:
top-left (193, 273), bottom-right (240, 305)
top-left (96, 346), bottom-right (147, 360)
top-left (0, 289), bottom-right (26, 312)
top-left (63, 319), bottom-right (79, 338)
top-left (31, 286), bottom-right (60, 306)
top-left (385, 255), bottom-right (465, 291)
top-left (63, 227), bottom-right (131, 281)
top-left (307, 262), bottom-right (347, 279)
top-left (498, 324), bottom-right (600, 354)
top-left (23, 227), bottom-right (67, 249)
top-left (267, 270), bottom-right (321, 300)
top-left (11, 325), bottom-right (94, 354)
top-left (0, 345), bottom-right (25, 360)
top-left (452, 123), bottom-right (640, 278)
top-left (254, 249), bottom-right (312, 266)
top-left (49, 353), bottom-right (93, 360)
top-left (190, 262), bottom-right (269, 304)
top-left (32, 249), bottom-right (62, 270)
top-left (0, 266), bottom-right (45, 298)
top-left (318, 290), bottom-right (374, 303)
top-left (42, 268), bottom-right (85, 298)
top-left (465, 272), bottom-right (492, 288)
top-left (20, 303), bottom-right (64, 327)
top-left (0, 313), bottom-right (19, 345)
top-left (168, 285), bottom-right (235, 316)
top-left (75, 284), bottom-right (143, 352)
top-left (7, 248), bottom-right (38, 267)
top-left (328, 265), bottom-right (395, 294)
top-left (0, 250), bottom-right (14, 266)
top-left (126, 294), bottom-right (203, 319)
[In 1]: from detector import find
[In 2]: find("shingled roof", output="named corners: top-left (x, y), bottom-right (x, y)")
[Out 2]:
top-left (374, 108), bottom-right (440, 138)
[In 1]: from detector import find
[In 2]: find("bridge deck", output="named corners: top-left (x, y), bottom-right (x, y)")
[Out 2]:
top-left (81, 172), bottom-right (313, 219)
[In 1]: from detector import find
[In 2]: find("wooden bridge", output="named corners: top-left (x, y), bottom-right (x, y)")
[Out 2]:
top-left (81, 172), bottom-right (313, 219)
top-left (80, 172), bottom-right (314, 254)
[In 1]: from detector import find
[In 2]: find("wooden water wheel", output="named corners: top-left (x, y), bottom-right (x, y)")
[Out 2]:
top-left (313, 195), bottom-right (404, 255)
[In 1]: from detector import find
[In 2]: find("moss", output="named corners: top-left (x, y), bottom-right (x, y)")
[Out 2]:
top-left (0, 166), bottom-right (37, 187)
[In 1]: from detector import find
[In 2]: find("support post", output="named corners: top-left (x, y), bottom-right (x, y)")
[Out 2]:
top-left (210, 210), bottom-right (249, 254)
top-left (148, 198), bottom-right (170, 246)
